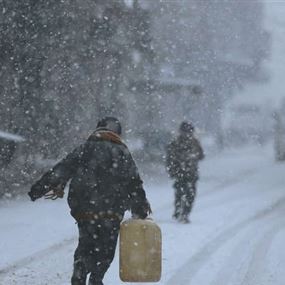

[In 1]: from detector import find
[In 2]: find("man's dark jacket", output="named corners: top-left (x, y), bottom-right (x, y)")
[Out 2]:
top-left (28, 130), bottom-right (150, 220)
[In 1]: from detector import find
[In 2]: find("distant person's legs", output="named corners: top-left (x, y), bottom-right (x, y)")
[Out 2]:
top-left (173, 180), bottom-right (184, 219)
top-left (187, 181), bottom-right (197, 214)
top-left (180, 181), bottom-right (197, 223)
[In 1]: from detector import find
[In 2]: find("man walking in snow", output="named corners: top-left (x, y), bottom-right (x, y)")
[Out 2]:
top-left (28, 116), bottom-right (151, 285)
top-left (166, 121), bottom-right (204, 223)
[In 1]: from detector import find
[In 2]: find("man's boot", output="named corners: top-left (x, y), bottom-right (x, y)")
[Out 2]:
top-left (172, 212), bottom-right (180, 220)
top-left (179, 215), bottom-right (190, 224)
top-left (71, 262), bottom-right (87, 285)
top-left (89, 273), bottom-right (103, 285)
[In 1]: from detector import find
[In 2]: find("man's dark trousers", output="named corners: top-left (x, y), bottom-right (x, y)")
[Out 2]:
top-left (71, 218), bottom-right (121, 285)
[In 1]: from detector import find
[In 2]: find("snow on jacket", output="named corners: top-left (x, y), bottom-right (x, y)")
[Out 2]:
top-left (28, 130), bottom-right (150, 220)
top-left (166, 134), bottom-right (204, 181)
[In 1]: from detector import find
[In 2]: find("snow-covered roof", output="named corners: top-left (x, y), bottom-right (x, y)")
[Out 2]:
top-left (0, 131), bottom-right (25, 142)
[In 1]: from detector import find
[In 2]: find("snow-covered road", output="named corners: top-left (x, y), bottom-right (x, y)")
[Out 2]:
top-left (1, 144), bottom-right (285, 285)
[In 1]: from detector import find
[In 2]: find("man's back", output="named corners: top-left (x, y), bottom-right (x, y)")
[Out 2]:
top-left (29, 130), bottom-right (149, 220)
top-left (67, 131), bottom-right (144, 219)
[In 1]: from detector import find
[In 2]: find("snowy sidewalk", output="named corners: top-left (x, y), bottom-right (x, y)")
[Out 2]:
top-left (1, 144), bottom-right (285, 285)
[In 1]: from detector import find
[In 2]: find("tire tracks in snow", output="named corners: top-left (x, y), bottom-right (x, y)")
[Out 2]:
top-left (0, 237), bottom-right (76, 278)
top-left (166, 196), bottom-right (285, 285)
top-left (209, 212), bottom-right (285, 285)
top-left (240, 220), bottom-right (285, 285)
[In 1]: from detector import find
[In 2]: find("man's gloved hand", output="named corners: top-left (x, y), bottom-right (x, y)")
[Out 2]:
top-left (28, 191), bottom-right (37, 202)
top-left (145, 199), bottom-right (152, 216)
top-left (44, 184), bottom-right (64, 200)
top-left (132, 199), bottom-right (152, 219)
top-left (28, 184), bottom-right (46, 201)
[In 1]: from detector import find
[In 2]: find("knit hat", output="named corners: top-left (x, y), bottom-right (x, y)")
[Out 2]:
top-left (179, 121), bottom-right (194, 134)
top-left (96, 116), bottom-right (122, 135)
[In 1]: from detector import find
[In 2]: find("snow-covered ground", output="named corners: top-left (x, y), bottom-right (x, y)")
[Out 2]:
top-left (1, 143), bottom-right (285, 285)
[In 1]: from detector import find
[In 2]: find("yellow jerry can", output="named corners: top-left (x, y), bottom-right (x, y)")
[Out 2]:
top-left (119, 218), bottom-right (162, 282)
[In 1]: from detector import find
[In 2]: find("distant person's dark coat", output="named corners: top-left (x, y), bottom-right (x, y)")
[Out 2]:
top-left (166, 134), bottom-right (204, 182)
